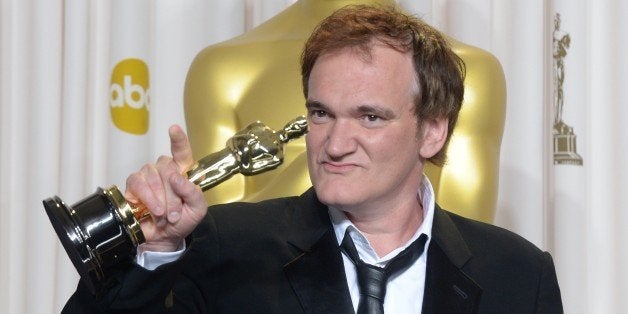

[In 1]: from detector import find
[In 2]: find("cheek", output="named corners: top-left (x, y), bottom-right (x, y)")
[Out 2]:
top-left (362, 128), bottom-right (420, 160)
top-left (305, 124), bottom-right (328, 149)
top-left (305, 132), bottom-right (322, 161)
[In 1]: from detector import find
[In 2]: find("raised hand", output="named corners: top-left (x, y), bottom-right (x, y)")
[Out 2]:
top-left (125, 125), bottom-right (207, 252)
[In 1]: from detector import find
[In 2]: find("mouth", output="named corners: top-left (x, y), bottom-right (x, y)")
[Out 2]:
top-left (321, 161), bottom-right (358, 173)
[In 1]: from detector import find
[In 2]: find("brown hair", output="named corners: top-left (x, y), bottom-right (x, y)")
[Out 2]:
top-left (301, 5), bottom-right (465, 166)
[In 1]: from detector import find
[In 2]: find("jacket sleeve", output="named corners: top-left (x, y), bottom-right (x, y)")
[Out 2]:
top-left (61, 254), bottom-right (187, 313)
top-left (61, 213), bottom-right (219, 313)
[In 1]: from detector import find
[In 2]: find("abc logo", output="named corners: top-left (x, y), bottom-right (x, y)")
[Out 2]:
top-left (110, 58), bottom-right (150, 135)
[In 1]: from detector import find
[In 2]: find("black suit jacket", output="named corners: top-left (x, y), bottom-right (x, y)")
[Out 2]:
top-left (64, 188), bottom-right (562, 313)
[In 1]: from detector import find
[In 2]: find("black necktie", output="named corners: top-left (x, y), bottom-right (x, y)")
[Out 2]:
top-left (340, 229), bottom-right (428, 314)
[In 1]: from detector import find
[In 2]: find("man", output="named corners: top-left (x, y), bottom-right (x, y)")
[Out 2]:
top-left (64, 5), bottom-right (562, 313)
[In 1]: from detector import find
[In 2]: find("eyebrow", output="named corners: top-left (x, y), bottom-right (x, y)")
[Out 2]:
top-left (305, 100), bottom-right (397, 119)
top-left (354, 105), bottom-right (396, 119)
top-left (305, 100), bottom-right (327, 110)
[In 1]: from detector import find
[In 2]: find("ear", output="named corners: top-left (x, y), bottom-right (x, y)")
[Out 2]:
top-left (419, 117), bottom-right (448, 159)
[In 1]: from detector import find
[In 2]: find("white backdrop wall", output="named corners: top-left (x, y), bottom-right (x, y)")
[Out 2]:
top-left (1, 0), bottom-right (626, 313)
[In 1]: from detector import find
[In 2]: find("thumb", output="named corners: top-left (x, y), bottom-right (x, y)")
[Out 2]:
top-left (169, 125), bottom-right (195, 172)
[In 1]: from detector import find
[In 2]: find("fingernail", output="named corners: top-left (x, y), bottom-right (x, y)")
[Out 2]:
top-left (154, 206), bottom-right (163, 215)
top-left (168, 211), bottom-right (181, 223)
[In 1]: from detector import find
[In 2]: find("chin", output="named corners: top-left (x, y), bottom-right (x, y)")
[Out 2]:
top-left (313, 183), bottom-right (363, 209)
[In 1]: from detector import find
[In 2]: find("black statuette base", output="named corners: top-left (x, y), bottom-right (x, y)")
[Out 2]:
top-left (43, 187), bottom-right (138, 294)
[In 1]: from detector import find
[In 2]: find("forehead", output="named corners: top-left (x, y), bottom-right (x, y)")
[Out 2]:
top-left (307, 44), bottom-right (418, 110)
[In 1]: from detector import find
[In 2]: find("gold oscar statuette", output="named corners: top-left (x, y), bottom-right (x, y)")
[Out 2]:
top-left (43, 116), bottom-right (307, 294)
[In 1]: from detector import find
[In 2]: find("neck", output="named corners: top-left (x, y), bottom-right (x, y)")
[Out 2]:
top-left (345, 193), bottom-right (424, 257)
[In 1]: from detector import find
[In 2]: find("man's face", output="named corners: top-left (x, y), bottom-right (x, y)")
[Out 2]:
top-left (305, 44), bottom-right (443, 213)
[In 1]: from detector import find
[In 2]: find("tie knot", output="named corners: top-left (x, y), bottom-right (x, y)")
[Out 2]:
top-left (356, 264), bottom-right (388, 301)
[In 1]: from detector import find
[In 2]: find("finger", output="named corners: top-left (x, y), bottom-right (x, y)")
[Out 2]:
top-left (125, 171), bottom-right (163, 218)
top-left (169, 172), bottom-right (207, 221)
top-left (156, 155), bottom-right (184, 224)
top-left (169, 125), bottom-right (195, 172)
top-left (141, 163), bottom-right (167, 216)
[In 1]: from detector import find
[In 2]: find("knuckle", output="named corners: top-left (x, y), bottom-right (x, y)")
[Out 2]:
top-left (126, 172), bottom-right (141, 186)
top-left (157, 155), bottom-right (172, 164)
top-left (140, 163), bottom-right (152, 173)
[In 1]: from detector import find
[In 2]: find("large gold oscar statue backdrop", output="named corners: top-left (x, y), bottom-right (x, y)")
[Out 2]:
top-left (184, 0), bottom-right (506, 223)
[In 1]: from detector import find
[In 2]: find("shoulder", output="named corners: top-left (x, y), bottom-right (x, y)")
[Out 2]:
top-left (186, 195), bottom-right (305, 267)
top-left (434, 206), bottom-right (555, 287)
top-left (207, 194), bottom-right (301, 226)
top-left (433, 206), bottom-right (553, 279)
top-left (188, 195), bottom-right (300, 243)
top-left (195, 189), bottom-right (324, 240)
top-left (434, 208), bottom-right (563, 311)
top-left (439, 208), bottom-right (545, 258)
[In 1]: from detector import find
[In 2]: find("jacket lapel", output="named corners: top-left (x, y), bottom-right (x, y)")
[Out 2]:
top-left (282, 192), bottom-right (483, 313)
top-left (422, 206), bottom-right (482, 314)
top-left (283, 189), bottom-right (354, 314)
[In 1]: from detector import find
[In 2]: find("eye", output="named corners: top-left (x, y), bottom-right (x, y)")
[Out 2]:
top-left (308, 109), bottom-right (330, 123)
top-left (365, 114), bottom-right (380, 122)
top-left (311, 110), bottom-right (327, 118)
top-left (359, 113), bottom-right (387, 128)
top-left (361, 114), bottom-right (384, 123)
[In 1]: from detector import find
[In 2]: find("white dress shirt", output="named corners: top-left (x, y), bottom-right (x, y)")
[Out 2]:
top-left (328, 174), bottom-right (435, 314)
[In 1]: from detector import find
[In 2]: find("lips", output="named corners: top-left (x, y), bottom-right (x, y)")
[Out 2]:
top-left (321, 161), bottom-right (358, 173)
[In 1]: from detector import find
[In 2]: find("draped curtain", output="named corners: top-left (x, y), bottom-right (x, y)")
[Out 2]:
top-left (0, 0), bottom-right (625, 313)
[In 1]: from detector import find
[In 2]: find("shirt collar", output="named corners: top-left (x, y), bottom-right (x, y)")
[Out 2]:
top-left (328, 174), bottom-right (435, 265)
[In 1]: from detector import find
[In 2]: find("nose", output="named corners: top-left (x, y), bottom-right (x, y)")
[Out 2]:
top-left (325, 119), bottom-right (357, 159)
